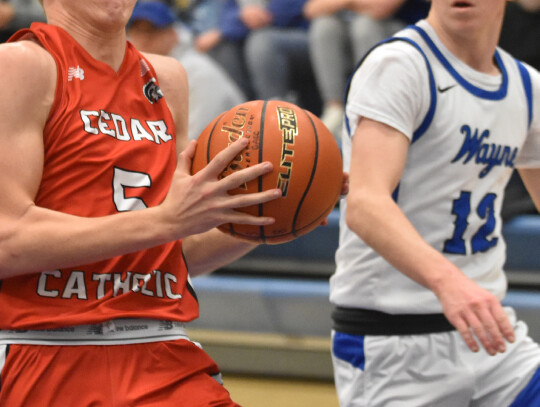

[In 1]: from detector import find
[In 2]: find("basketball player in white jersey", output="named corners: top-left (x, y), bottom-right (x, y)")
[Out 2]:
top-left (331, 0), bottom-right (540, 405)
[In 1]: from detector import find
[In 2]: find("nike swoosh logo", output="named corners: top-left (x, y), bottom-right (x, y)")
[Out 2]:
top-left (437, 84), bottom-right (456, 93)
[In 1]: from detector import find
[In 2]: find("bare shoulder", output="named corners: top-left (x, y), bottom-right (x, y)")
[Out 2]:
top-left (143, 52), bottom-right (188, 103)
top-left (142, 52), bottom-right (189, 148)
top-left (0, 40), bottom-right (56, 128)
top-left (143, 52), bottom-right (186, 78)
top-left (0, 40), bottom-right (56, 204)
top-left (0, 39), bottom-right (55, 69)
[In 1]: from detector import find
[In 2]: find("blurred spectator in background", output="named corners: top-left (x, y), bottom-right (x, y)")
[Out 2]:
top-left (303, 0), bottom-right (429, 140)
top-left (0, 0), bottom-right (45, 42)
top-left (240, 0), bottom-right (322, 114)
top-left (499, 0), bottom-right (540, 220)
top-left (128, 0), bottom-right (246, 140)
top-left (189, 0), bottom-right (255, 99)
top-left (186, 0), bottom-right (321, 113)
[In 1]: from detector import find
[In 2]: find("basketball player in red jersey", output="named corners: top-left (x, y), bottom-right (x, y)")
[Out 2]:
top-left (0, 0), bottom-right (285, 405)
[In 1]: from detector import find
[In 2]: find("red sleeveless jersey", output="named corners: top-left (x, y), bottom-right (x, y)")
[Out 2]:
top-left (0, 23), bottom-right (199, 329)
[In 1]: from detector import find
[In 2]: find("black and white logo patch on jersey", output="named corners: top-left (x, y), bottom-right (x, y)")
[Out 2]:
top-left (143, 78), bottom-right (164, 104)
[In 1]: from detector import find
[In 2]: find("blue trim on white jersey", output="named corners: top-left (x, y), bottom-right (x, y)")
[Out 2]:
top-left (407, 25), bottom-right (509, 100)
top-left (332, 331), bottom-right (366, 370)
top-left (405, 39), bottom-right (437, 144)
top-left (344, 36), bottom-right (437, 143)
top-left (343, 35), bottom-right (438, 203)
top-left (516, 60), bottom-right (533, 129)
top-left (509, 367), bottom-right (540, 407)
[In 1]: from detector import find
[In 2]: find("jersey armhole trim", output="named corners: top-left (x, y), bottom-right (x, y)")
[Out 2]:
top-left (343, 35), bottom-right (437, 144)
top-left (408, 24), bottom-right (509, 101)
top-left (516, 60), bottom-right (533, 129)
top-left (181, 248), bottom-right (199, 304)
top-left (7, 27), bottom-right (63, 127)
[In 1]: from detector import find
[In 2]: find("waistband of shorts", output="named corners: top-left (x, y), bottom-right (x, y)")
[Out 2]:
top-left (0, 319), bottom-right (189, 346)
top-left (332, 306), bottom-right (456, 335)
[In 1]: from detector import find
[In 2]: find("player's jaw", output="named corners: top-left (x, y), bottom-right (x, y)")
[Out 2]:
top-left (448, 0), bottom-right (484, 26)
top-left (81, 0), bottom-right (137, 31)
top-left (431, 0), bottom-right (507, 17)
top-left (428, 0), bottom-right (506, 35)
top-left (47, 0), bottom-right (137, 33)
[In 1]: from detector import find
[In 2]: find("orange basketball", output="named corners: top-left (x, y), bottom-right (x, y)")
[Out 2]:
top-left (191, 100), bottom-right (343, 244)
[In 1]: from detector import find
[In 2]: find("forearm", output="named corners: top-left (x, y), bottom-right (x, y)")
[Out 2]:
top-left (183, 228), bottom-right (257, 277)
top-left (346, 192), bottom-right (460, 294)
top-left (0, 204), bottom-right (173, 279)
top-left (349, 193), bottom-right (518, 352)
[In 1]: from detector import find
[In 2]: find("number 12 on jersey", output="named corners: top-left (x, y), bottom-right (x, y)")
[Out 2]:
top-left (443, 191), bottom-right (498, 255)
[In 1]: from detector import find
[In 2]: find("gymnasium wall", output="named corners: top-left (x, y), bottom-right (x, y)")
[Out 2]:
top-left (188, 210), bottom-right (540, 380)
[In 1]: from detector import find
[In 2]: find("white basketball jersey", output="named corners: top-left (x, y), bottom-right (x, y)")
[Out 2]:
top-left (331, 20), bottom-right (540, 314)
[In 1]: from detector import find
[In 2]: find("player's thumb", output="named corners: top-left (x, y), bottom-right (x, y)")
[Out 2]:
top-left (177, 140), bottom-right (197, 175)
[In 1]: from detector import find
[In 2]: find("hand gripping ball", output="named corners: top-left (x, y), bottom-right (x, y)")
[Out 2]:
top-left (191, 100), bottom-right (343, 244)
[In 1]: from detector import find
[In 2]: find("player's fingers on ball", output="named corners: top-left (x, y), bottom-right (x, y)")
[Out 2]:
top-left (205, 138), bottom-right (249, 175)
top-left (177, 140), bottom-right (197, 174)
top-left (226, 189), bottom-right (282, 208)
top-left (225, 210), bottom-right (275, 226)
top-left (220, 162), bottom-right (273, 190)
top-left (453, 317), bottom-right (480, 353)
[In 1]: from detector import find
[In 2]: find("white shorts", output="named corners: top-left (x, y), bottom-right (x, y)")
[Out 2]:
top-left (331, 308), bottom-right (540, 407)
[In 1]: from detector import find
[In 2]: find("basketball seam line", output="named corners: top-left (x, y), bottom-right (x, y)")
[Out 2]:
top-left (291, 110), bottom-right (319, 236)
top-left (206, 112), bottom-right (225, 165)
top-left (258, 101), bottom-right (267, 243)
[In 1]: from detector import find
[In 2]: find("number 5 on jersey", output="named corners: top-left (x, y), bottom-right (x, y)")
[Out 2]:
top-left (113, 167), bottom-right (151, 212)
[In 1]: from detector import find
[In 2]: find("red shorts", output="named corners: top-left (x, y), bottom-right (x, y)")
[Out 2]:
top-left (0, 339), bottom-right (240, 406)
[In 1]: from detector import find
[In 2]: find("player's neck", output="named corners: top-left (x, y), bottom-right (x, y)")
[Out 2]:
top-left (73, 31), bottom-right (126, 72)
top-left (47, 15), bottom-right (127, 72)
top-left (426, 17), bottom-right (501, 76)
